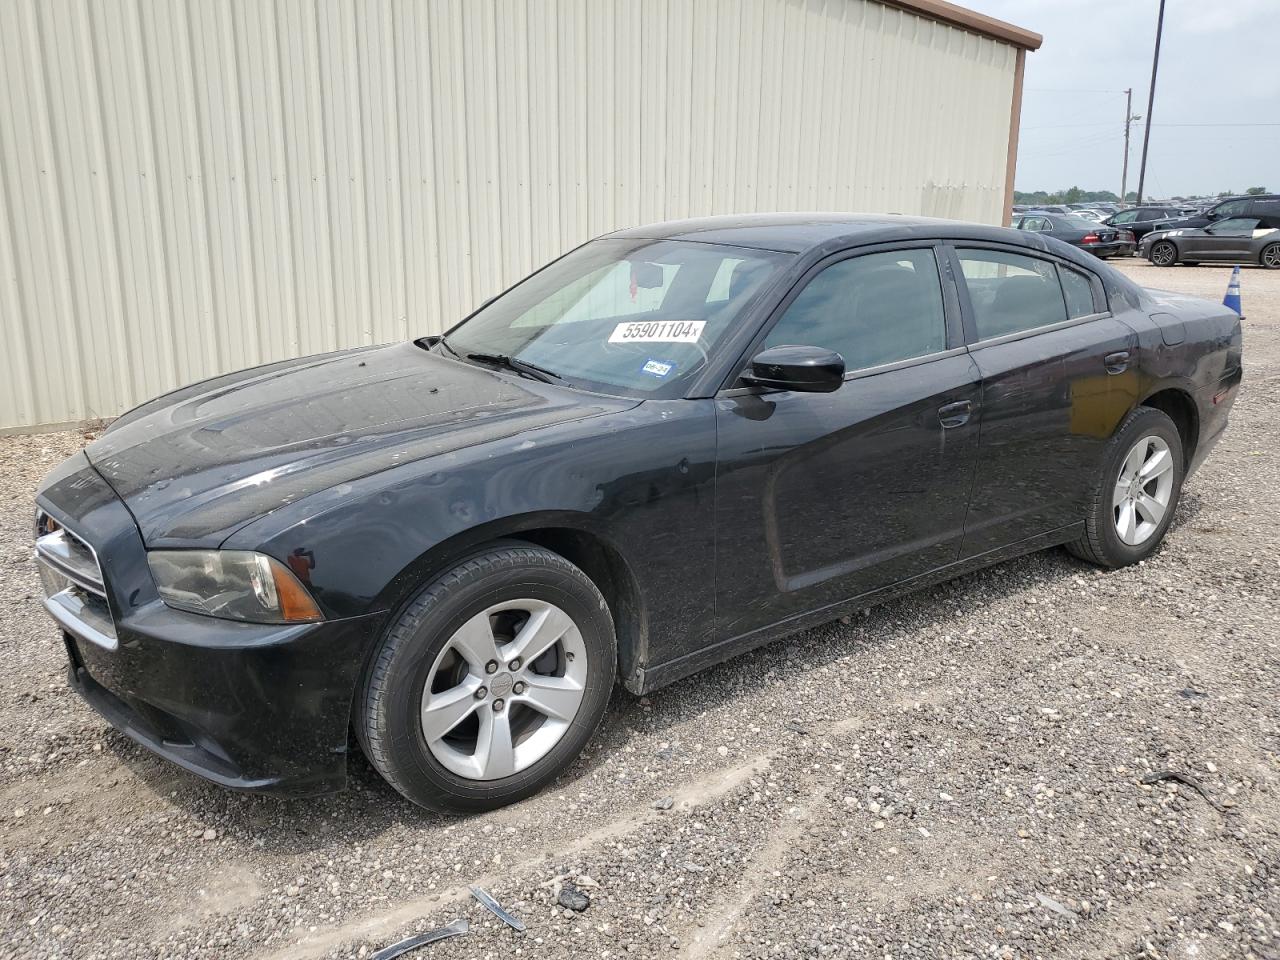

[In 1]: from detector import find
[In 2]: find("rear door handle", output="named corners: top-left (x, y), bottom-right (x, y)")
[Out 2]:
top-left (1104, 351), bottom-right (1131, 374)
top-left (938, 400), bottom-right (972, 428)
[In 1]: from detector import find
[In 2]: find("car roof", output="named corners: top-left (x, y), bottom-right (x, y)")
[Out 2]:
top-left (607, 212), bottom-right (1031, 254)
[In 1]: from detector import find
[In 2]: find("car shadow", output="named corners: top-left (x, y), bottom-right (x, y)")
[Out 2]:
top-left (108, 494), bottom-right (1205, 851)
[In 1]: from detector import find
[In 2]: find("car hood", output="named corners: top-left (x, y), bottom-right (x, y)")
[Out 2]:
top-left (86, 342), bottom-right (635, 546)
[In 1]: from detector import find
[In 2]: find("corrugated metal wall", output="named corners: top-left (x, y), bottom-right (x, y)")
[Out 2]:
top-left (0, 0), bottom-right (1017, 431)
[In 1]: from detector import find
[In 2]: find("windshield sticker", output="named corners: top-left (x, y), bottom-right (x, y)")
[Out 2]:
top-left (609, 320), bottom-right (705, 344)
top-left (642, 358), bottom-right (676, 378)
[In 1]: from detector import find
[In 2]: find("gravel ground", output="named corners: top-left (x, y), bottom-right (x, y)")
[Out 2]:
top-left (2, 259), bottom-right (1277, 960)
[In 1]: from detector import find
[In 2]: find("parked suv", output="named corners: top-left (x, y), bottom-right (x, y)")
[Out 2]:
top-left (1104, 206), bottom-right (1197, 242)
top-left (1155, 195), bottom-right (1280, 231)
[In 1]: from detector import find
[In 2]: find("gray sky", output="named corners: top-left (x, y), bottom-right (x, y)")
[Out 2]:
top-left (961, 0), bottom-right (1277, 198)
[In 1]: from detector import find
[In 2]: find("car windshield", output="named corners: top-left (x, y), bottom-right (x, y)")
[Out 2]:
top-left (432, 238), bottom-right (792, 398)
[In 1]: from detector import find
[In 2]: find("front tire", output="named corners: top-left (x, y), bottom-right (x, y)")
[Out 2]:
top-left (1150, 241), bottom-right (1178, 267)
top-left (1262, 243), bottom-right (1280, 269)
top-left (1067, 406), bottom-right (1184, 568)
top-left (357, 544), bottom-right (616, 813)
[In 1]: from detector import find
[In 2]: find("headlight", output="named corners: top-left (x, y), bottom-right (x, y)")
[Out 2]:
top-left (147, 550), bottom-right (323, 623)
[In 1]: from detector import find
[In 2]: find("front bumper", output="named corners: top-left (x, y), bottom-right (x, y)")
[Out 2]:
top-left (36, 454), bottom-right (383, 796)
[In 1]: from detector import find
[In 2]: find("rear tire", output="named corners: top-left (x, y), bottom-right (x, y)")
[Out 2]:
top-left (1262, 243), bottom-right (1280, 269)
top-left (357, 544), bottom-right (616, 813)
top-left (1150, 241), bottom-right (1178, 267)
top-left (1067, 406), bottom-right (1184, 569)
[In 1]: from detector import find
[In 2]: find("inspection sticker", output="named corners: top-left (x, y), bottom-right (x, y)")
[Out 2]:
top-left (642, 359), bottom-right (676, 378)
top-left (608, 319), bottom-right (705, 344)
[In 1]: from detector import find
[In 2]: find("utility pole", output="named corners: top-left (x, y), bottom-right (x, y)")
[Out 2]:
top-left (1121, 88), bottom-right (1141, 204)
top-left (1136, 0), bottom-right (1166, 204)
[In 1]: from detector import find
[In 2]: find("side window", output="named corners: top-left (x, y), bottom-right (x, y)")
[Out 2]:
top-left (1058, 265), bottom-right (1096, 319)
top-left (1210, 218), bottom-right (1259, 236)
top-left (1250, 200), bottom-right (1280, 228)
top-left (764, 249), bottom-right (947, 371)
top-left (1211, 199), bottom-right (1250, 218)
top-left (1111, 210), bottom-right (1139, 224)
top-left (957, 249), bottom-right (1068, 340)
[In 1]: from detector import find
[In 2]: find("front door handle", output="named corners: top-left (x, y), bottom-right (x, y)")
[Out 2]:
top-left (1104, 350), bottom-right (1131, 375)
top-left (938, 400), bottom-right (972, 428)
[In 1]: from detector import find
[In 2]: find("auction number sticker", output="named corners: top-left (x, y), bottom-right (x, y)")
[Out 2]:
top-left (609, 320), bottom-right (705, 344)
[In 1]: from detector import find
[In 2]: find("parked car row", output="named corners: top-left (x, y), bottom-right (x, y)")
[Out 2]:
top-left (1013, 194), bottom-right (1280, 267)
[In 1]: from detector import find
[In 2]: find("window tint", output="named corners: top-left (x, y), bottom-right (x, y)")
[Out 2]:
top-left (1211, 199), bottom-right (1250, 218)
top-left (1110, 210), bottom-right (1139, 224)
top-left (764, 249), bottom-right (946, 370)
top-left (1211, 218), bottom-right (1259, 236)
top-left (957, 250), bottom-right (1068, 339)
top-left (1058, 266), bottom-right (1096, 319)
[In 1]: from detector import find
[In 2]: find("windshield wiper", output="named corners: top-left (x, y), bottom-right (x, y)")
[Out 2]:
top-left (464, 351), bottom-right (564, 384)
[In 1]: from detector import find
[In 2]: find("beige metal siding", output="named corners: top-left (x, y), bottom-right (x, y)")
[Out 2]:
top-left (0, 0), bottom-right (1016, 431)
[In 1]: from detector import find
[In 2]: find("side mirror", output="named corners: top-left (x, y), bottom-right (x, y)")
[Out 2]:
top-left (741, 344), bottom-right (845, 393)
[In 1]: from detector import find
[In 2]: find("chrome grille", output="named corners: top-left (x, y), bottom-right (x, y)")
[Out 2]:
top-left (35, 510), bottom-right (117, 650)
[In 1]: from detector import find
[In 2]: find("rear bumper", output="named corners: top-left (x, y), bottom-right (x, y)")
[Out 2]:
top-left (1083, 241), bottom-right (1130, 258)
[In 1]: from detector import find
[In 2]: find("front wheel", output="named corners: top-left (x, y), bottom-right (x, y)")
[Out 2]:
top-left (357, 544), bottom-right (616, 813)
top-left (1067, 406), bottom-right (1184, 568)
top-left (1150, 241), bottom-right (1178, 267)
top-left (1262, 243), bottom-right (1280, 269)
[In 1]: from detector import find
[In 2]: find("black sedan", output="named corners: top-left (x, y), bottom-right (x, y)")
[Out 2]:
top-left (1103, 205), bottom-right (1197, 242)
top-left (34, 214), bottom-right (1242, 813)
top-left (1141, 217), bottom-right (1280, 268)
top-left (1013, 213), bottom-right (1132, 258)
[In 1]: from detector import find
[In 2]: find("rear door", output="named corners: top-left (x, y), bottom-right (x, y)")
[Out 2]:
top-left (948, 245), bottom-right (1139, 557)
top-left (713, 243), bottom-right (981, 638)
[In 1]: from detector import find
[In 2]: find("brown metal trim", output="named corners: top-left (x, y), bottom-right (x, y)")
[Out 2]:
top-left (1003, 47), bottom-right (1027, 226)
top-left (878, 0), bottom-right (1043, 50)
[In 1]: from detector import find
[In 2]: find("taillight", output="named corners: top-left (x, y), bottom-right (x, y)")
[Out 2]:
top-left (1081, 233), bottom-right (1100, 244)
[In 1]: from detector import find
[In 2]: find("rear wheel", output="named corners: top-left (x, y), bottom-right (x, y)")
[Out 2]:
top-left (1262, 243), bottom-right (1280, 269)
top-left (1150, 241), bottom-right (1178, 267)
top-left (1067, 406), bottom-right (1184, 568)
top-left (357, 544), bottom-right (616, 813)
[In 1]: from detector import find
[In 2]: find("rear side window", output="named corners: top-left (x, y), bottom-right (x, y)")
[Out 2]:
top-left (1059, 266), bottom-right (1096, 318)
top-left (957, 249), bottom-right (1068, 339)
top-left (764, 249), bottom-right (947, 371)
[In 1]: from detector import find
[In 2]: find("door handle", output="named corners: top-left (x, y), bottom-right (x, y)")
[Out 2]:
top-left (1104, 351), bottom-right (1131, 375)
top-left (938, 400), bottom-right (972, 429)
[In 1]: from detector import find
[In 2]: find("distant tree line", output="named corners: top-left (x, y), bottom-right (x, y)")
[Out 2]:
top-left (1015, 185), bottom-right (1268, 205)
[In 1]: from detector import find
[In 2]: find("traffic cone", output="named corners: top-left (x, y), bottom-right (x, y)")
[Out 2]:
top-left (1223, 265), bottom-right (1242, 315)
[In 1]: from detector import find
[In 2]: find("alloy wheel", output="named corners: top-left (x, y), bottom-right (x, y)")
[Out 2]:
top-left (1112, 435), bottom-right (1175, 546)
top-left (420, 599), bottom-right (587, 780)
top-left (1151, 242), bottom-right (1176, 266)
top-left (1263, 244), bottom-right (1280, 269)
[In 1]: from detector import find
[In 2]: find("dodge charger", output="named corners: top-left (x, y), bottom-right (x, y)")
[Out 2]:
top-left (34, 214), bottom-right (1242, 813)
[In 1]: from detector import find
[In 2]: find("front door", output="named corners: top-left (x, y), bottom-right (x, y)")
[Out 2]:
top-left (949, 245), bottom-right (1139, 556)
top-left (713, 245), bottom-right (981, 641)
top-left (1184, 218), bottom-right (1260, 262)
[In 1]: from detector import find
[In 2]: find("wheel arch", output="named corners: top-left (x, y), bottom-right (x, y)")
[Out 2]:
top-left (1149, 236), bottom-right (1180, 263)
top-left (368, 512), bottom-right (649, 695)
top-left (1137, 386), bottom-right (1199, 467)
